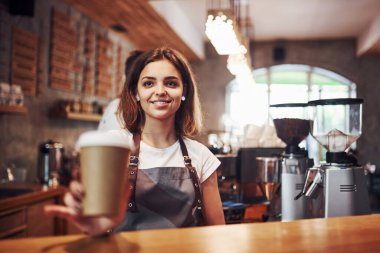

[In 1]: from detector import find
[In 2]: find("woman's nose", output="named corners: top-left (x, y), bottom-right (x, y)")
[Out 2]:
top-left (155, 84), bottom-right (167, 95)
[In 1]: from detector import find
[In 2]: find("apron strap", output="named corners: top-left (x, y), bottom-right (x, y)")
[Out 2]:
top-left (127, 133), bottom-right (140, 212)
top-left (178, 137), bottom-right (205, 218)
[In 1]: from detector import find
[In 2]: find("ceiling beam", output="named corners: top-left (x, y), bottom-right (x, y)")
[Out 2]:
top-left (63, 0), bottom-right (201, 62)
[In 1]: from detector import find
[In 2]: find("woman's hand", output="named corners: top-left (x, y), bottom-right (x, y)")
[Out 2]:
top-left (44, 171), bottom-right (128, 236)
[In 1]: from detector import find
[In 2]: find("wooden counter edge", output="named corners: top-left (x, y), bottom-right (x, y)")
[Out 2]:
top-left (0, 186), bottom-right (66, 212)
top-left (0, 214), bottom-right (380, 253)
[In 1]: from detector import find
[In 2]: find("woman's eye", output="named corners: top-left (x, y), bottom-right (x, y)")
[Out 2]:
top-left (143, 81), bottom-right (154, 87)
top-left (166, 81), bottom-right (178, 87)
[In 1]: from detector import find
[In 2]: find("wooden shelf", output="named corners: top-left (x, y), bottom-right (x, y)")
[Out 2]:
top-left (49, 101), bottom-right (102, 123)
top-left (0, 104), bottom-right (28, 114)
top-left (49, 110), bottom-right (101, 122)
top-left (65, 112), bottom-right (102, 122)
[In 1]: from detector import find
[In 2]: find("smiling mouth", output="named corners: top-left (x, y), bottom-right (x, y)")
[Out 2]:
top-left (150, 99), bottom-right (172, 104)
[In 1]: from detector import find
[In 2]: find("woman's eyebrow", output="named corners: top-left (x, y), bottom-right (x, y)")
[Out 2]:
top-left (141, 76), bottom-right (156, 80)
top-left (164, 76), bottom-right (180, 80)
top-left (141, 76), bottom-right (180, 80)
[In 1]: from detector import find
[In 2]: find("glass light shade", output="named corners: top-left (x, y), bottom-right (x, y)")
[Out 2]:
top-left (205, 10), bottom-right (247, 55)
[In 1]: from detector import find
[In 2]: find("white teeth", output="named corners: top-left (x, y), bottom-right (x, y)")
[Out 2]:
top-left (151, 100), bottom-right (170, 104)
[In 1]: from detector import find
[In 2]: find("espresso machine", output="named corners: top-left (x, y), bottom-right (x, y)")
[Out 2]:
top-left (269, 103), bottom-right (312, 221)
top-left (296, 98), bottom-right (371, 218)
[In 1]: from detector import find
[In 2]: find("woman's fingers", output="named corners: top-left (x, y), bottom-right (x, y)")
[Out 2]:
top-left (44, 203), bottom-right (89, 234)
top-left (44, 192), bottom-right (84, 228)
top-left (70, 180), bottom-right (85, 201)
top-left (44, 204), bottom-right (78, 220)
top-left (71, 168), bottom-right (81, 181)
top-left (64, 191), bottom-right (82, 213)
top-left (44, 180), bottom-right (85, 219)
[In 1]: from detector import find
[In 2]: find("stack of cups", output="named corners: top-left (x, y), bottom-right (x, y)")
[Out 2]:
top-left (9, 85), bottom-right (24, 106)
top-left (0, 83), bottom-right (10, 104)
top-left (0, 83), bottom-right (24, 106)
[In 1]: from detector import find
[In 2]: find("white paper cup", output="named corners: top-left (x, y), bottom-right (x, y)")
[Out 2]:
top-left (76, 130), bottom-right (133, 216)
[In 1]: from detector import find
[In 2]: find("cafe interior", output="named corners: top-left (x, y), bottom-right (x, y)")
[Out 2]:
top-left (1, 0), bottom-right (380, 252)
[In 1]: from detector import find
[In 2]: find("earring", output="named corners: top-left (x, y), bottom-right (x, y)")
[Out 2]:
top-left (181, 96), bottom-right (186, 101)
top-left (136, 95), bottom-right (140, 101)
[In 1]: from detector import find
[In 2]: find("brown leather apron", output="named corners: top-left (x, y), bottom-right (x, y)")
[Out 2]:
top-left (114, 134), bottom-right (204, 231)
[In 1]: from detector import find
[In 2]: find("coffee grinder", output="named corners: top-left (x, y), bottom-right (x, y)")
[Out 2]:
top-left (296, 98), bottom-right (370, 218)
top-left (269, 103), bottom-right (311, 221)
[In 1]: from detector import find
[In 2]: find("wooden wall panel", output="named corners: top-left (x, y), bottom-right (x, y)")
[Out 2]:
top-left (49, 8), bottom-right (124, 98)
top-left (115, 46), bottom-right (126, 96)
top-left (11, 27), bottom-right (38, 96)
top-left (0, 13), bottom-right (10, 82)
top-left (95, 35), bottom-right (113, 98)
top-left (82, 28), bottom-right (95, 95)
top-left (50, 8), bottom-right (77, 91)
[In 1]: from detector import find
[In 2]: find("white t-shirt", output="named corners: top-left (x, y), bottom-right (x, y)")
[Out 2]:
top-left (97, 100), bottom-right (220, 182)
top-left (98, 98), bottom-right (122, 132)
top-left (138, 137), bottom-right (221, 183)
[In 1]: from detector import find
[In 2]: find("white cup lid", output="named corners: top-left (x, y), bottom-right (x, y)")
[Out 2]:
top-left (76, 130), bottom-right (133, 150)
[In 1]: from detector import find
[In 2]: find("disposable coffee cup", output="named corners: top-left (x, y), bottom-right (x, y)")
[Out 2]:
top-left (76, 130), bottom-right (133, 216)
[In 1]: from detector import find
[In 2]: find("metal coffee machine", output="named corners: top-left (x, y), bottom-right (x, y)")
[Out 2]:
top-left (270, 103), bottom-right (312, 221)
top-left (296, 98), bottom-right (370, 218)
top-left (37, 140), bottom-right (64, 187)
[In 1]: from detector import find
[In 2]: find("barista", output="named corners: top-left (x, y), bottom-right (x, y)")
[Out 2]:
top-left (45, 47), bottom-right (225, 235)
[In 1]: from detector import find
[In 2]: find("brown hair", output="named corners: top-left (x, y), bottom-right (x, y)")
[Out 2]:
top-left (118, 47), bottom-right (203, 138)
top-left (116, 50), bottom-right (145, 97)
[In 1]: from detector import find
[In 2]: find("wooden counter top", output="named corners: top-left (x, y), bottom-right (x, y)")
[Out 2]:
top-left (0, 214), bottom-right (379, 253)
top-left (0, 183), bottom-right (65, 212)
top-left (0, 184), bottom-right (68, 238)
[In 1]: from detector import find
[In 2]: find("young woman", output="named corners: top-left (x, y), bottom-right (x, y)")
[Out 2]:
top-left (45, 47), bottom-right (225, 235)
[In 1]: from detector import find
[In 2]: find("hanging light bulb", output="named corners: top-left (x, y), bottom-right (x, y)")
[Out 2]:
top-left (206, 0), bottom-right (254, 85)
top-left (227, 53), bottom-right (251, 75)
top-left (205, 10), bottom-right (247, 55)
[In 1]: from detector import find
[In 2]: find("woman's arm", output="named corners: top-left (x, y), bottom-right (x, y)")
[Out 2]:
top-left (44, 179), bottom-right (129, 236)
top-left (201, 170), bottom-right (225, 225)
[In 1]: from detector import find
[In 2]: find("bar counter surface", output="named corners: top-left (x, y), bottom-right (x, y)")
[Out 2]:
top-left (0, 214), bottom-right (379, 253)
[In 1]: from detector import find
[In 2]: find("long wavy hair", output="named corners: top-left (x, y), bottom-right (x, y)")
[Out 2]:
top-left (118, 47), bottom-right (203, 138)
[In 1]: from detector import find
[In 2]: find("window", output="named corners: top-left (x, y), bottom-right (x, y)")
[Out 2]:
top-left (225, 64), bottom-right (357, 162)
top-left (226, 64), bottom-right (356, 132)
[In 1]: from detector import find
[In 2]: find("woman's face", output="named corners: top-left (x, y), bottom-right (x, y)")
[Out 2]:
top-left (136, 59), bottom-right (184, 123)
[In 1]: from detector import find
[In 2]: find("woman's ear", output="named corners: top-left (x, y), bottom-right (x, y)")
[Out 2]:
top-left (136, 94), bottom-right (140, 101)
